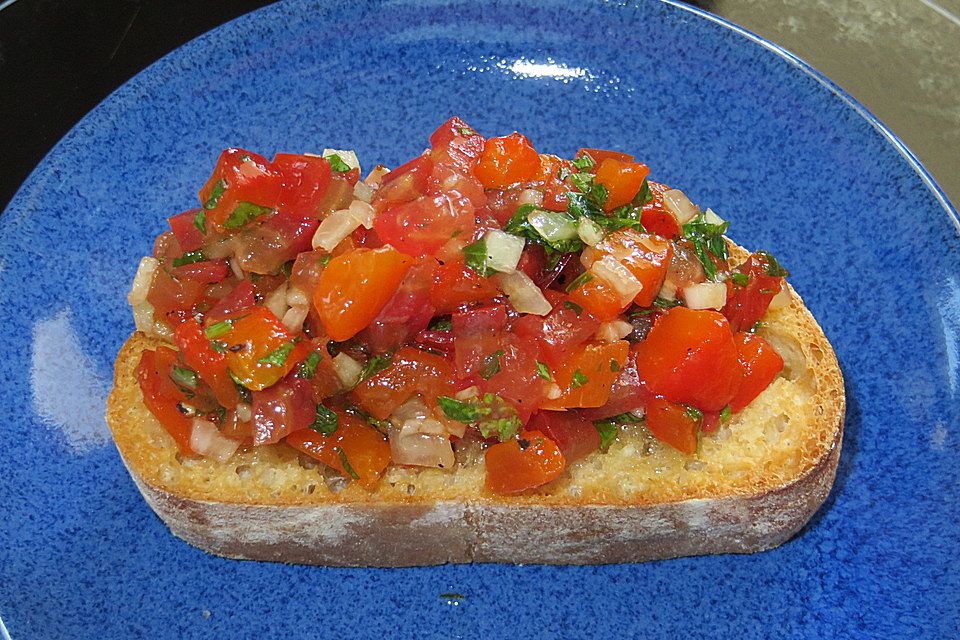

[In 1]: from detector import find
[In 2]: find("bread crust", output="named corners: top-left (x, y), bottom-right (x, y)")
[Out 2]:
top-left (106, 243), bottom-right (844, 566)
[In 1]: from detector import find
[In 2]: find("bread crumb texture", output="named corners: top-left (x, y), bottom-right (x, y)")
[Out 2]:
top-left (107, 289), bottom-right (843, 509)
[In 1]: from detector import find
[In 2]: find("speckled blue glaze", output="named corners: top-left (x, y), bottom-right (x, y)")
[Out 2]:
top-left (2, 0), bottom-right (958, 637)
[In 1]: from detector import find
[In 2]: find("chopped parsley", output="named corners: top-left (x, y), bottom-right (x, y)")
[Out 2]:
top-left (360, 354), bottom-right (392, 381)
top-left (730, 272), bottom-right (750, 286)
top-left (325, 154), bottom-right (352, 172)
top-left (204, 318), bottom-right (235, 339)
top-left (224, 202), bottom-right (272, 229)
top-left (479, 350), bottom-right (504, 380)
top-left (571, 370), bottom-right (589, 388)
top-left (572, 154), bottom-right (595, 171)
top-left (720, 405), bottom-right (732, 423)
top-left (308, 405), bottom-right (339, 436)
top-left (653, 296), bottom-right (682, 309)
top-left (503, 204), bottom-right (584, 256)
top-left (684, 406), bottom-right (704, 424)
top-left (336, 447), bottom-right (361, 480)
top-left (203, 179), bottom-right (226, 210)
top-left (258, 341), bottom-right (296, 367)
top-left (462, 237), bottom-right (495, 277)
top-left (344, 405), bottom-right (391, 435)
top-left (593, 420), bottom-right (618, 453)
top-left (563, 300), bottom-right (584, 316)
top-left (610, 359), bottom-right (620, 372)
top-left (297, 352), bottom-right (322, 379)
top-left (536, 361), bottom-right (553, 381)
top-left (565, 271), bottom-right (594, 293)
top-left (171, 250), bottom-right (206, 267)
top-left (457, 126), bottom-right (477, 137)
top-left (756, 250), bottom-right (789, 277)
top-left (193, 209), bottom-right (207, 235)
top-left (428, 317), bottom-right (452, 331)
top-left (682, 213), bottom-right (730, 280)
top-left (437, 393), bottom-right (521, 442)
top-left (209, 340), bottom-right (227, 353)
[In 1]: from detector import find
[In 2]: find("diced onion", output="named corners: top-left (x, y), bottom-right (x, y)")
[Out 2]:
top-left (235, 404), bottom-right (252, 423)
top-left (322, 148), bottom-right (360, 172)
top-left (703, 207), bottom-right (726, 226)
top-left (596, 320), bottom-right (633, 342)
top-left (312, 208), bottom-right (362, 252)
top-left (364, 164), bottom-right (390, 187)
top-left (348, 199), bottom-right (375, 229)
top-left (389, 418), bottom-right (455, 469)
top-left (577, 218), bottom-right (604, 247)
top-left (545, 383), bottom-right (562, 400)
top-left (286, 286), bottom-right (308, 308)
top-left (455, 386), bottom-right (480, 400)
top-left (517, 189), bottom-right (544, 207)
top-left (484, 229), bottom-right (525, 273)
top-left (282, 304), bottom-right (309, 333)
top-left (353, 180), bottom-right (375, 203)
top-left (189, 418), bottom-right (241, 462)
top-left (768, 281), bottom-right (793, 310)
top-left (128, 256), bottom-right (159, 305)
top-left (332, 352), bottom-right (363, 388)
top-left (590, 255), bottom-right (643, 306)
top-left (229, 257), bottom-right (244, 280)
top-left (264, 282), bottom-right (289, 320)
top-left (663, 189), bottom-right (699, 224)
top-left (658, 279), bottom-right (678, 301)
top-left (495, 270), bottom-right (552, 316)
top-left (682, 281), bottom-right (728, 310)
top-left (131, 303), bottom-right (155, 335)
top-left (528, 209), bottom-right (578, 244)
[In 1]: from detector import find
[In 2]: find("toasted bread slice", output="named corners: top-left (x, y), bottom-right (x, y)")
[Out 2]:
top-left (106, 244), bottom-right (844, 566)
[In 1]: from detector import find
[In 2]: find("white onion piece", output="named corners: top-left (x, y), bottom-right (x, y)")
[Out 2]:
top-left (391, 397), bottom-right (431, 422)
top-left (389, 419), bottom-right (455, 469)
top-left (518, 188), bottom-right (544, 207)
top-left (189, 418), bottom-right (241, 462)
top-left (229, 257), bottom-right (244, 280)
top-left (128, 256), bottom-right (159, 305)
top-left (286, 286), bottom-right (308, 308)
top-left (768, 281), bottom-right (793, 310)
top-left (703, 207), bottom-right (726, 226)
top-left (683, 281), bottom-right (728, 310)
top-left (235, 404), bottom-right (252, 423)
top-left (281, 304), bottom-right (309, 333)
top-left (364, 164), bottom-right (390, 187)
top-left (663, 189), bottom-right (699, 224)
top-left (455, 385), bottom-right (480, 401)
top-left (596, 320), bottom-right (633, 342)
top-left (484, 229), bottom-right (525, 273)
top-left (131, 303), bottom-right (156, 335)
top-left (348, 199), bottom-right (376, 229)
top-left (658, 279), bottom-right (678, 301)
top-left (312, 208), bottom-right (361, 251)
top-left (353, 180), bottom-right (375, 203)
top-left (545, 383), bottom-right (562, 400)
top-left (153, 320), bottom-right (174, 341)
top-left (527, 209), bottom-right (578, 243)
top-left (495, 270), bottom-right (552, 316)
top-left (322, 148), bottom-right (360, 172)
top-left (590, 255), bottom-right (643, 306)
top-left (577, 218), bottom-right (604, 247)
top-left (264, 282), bottom-right (289, 320)
top-left (332, 352), bottom-right (363, 388)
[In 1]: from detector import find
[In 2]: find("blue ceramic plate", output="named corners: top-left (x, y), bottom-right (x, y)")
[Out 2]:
top-left (2, 1), bottom-right (958, 637)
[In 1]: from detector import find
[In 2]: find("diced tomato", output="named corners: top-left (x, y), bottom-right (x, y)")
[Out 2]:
top-left (542, 340), bottom-right (630, 409)
top-left (314, 246), bottom-right (414, 341)
top-left (360, 257), bottom-right (438, 353)
top-left (373, 192), bottom-right (476, 257)
top-left (198, 148), bottom-right (282, 228)
top-left (576, 148), bottom-right (636, 166)
top-left (206, 280), bottom-right (256, 323)
top-left (232, 210), bottom-right (319, 275)
top-left (250, 375), bottom-right (316, 445)
top-left (641, 181), bottom-right (681, 238)
top-left (136, 347), bottom-right (194, 454)
top-left (173, 318), bottom-right (240, 407)
top-left (730, 332), bottom-right (784, 412)
top-left (633, 307), bottom-right (742, 412)
top-left (478, 338), bottom-right (544, 421)
top-left (300, 339), bottom-right (342, 401)
top-left (146, 267), bottom-right (206, 327)
top-left (272, 153), bottom-right (332, 219)
top-left (375, 154), bottom-right (434, 205)
top-left (452, 303), bottom-right (508, 378)
top-left (474, 133), bottom-right (541, 189)
top-left (645, 397), bottom-right (699, 454)
top-left (286, 414), bottom-right (392, 489)
top-left (429, 117), bottom-right (486, 169)
top-left (171, 260), bottom-right (230, 284)
top-left (722, 254), bottom-right (786, 332)
top-left (583, 230), bottom-right (673, 307)
top-left (429, 163), bottom-right (487, 207)
top-left (484, 430), bottom-right (566, 495)
top-left (214, 306), bottom-right (309, 391)
top-left (527, 411), bottom-right (599, 463)
top-left (580, 354), bottom-right (653, 420)
top-left (351, 346), bottom-right (456, 420)
top-left (701, 411), bottom-right (721, 434)
top-left (512, 299), bottom-right (599, 367)
top-left (594, 158), bottom-right (651, 211)
top-left (566, 274), bottom-right (626, 322)
top-left (430, 260), bottom-right (499, 314)
top-left (168, 209), bottom-right (207, 252)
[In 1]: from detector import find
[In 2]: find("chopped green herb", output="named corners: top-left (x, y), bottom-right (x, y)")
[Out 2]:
top-left (297, 352), bottom-right (322, 378)
top-left (634, 178), bottom-right (653, 205)
top-left (171, 250), bottom-right (206, 267)
top-left (280, 260), bottom-right (295, 278)
top-left (462, 237), bottom-right (494, 277)
top-left (685, 406), bottom-right (704, 424)
top-left (437, 393), bottom-right (521, 442)
top-left (437, 396), bottom-right (482, 423)
top-left (204, 319), bottom-right (235, 339)
top-left (209, 340), bottom-right (227, 353)
top-left (653, 296), bottom-right (682, 309)
top-left (479, 349), bottom-right (504, 380)
top-left (756, 250), bottom-right (789, 277)
top-left (214, 406), bottom-right (227, 424)
top-left (344, 405), bottom-right (391, 435)
top-left (169, 366), bottom-right (198, 390)
top-left (730, 272), bottom-right (750, 286)
top-left (503, 204), bottom-right (584, 256)
top-left (565, 271), bottom-right (594, 293)
top-left (193, 209), bottom-right (207, 235)
top-left (571, 370), bottom-right (589, 388)
top-left (748, 321), bottom-right (765, 333)
top-left (360, 354), bottom-right (392, 381)
top-left (536, 361), bottom-right (553, 381)
top-left (308, 405), bottom-right (339, 436)
top-left (682, 213), bottom-right (730, 280)
top-left (564, 300), bottom-right (584, 316)
top-left (325, 153), bottom-right (352, 172)
top-left (457, 126), bottom-right (477, 137)
top-left (428, 317), bottom-right (452, 331)
top-left (224, 201), bottom-right (272, 229)
top-left (606, 411), bottom-right (643, 424)
top-left (228, 369), bottom-right (252, 402)
top-left (336, 447), bottom-right (361, 480)
top-left (203, 179), bottom-right (226, 210)
top-left (720, 405), bottom-right (732, 423)
top-left (610, 359), bottom-right (620, 372)
top-left (318, 254), bottom-right (332, 266)
top-left (593, 420), bottom-right (618, 453)
top-left (258, 341), bottom-right (296, 367)
top-left (572, 154), bottom-right (595, 171)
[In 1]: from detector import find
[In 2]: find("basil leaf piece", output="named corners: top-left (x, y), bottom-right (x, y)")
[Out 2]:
top-left (297, 352), bottom-right (322, 379)
top-left (171, 250), bottom-right (206, 267)
top-left (479, 350), bottom-right (504, 380)
top-left (437, 393), bottom-right (521, 442)
top-left (462, 237), bottom-right (494, 277)
top-left (359, 354), bottom-right (392, 381)
top-left (325, 154), bottom-right (351, 172)
top-left (593, 420), bottom-right (618, 453)
top-left (536, 361), bottom-right (553, 381)
top-left (336, 447), bottom-right (361, 480)
top-left (571, 370), bottom-right (589, 388)
top-left (308, 405), bottom-right (339, 436)
top-left (682, 213), bottom-right (730, 280)
top-left (193, 209), bottom-right (207, 235)
top-left (203, 179), bottom-right (226, 210)
top-left (258, 341), bottom-right (296, 367)
top-left (224, 202), bottom-right (272, 229)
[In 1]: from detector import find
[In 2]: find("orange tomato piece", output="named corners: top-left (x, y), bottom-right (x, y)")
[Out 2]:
top-left (215, 306), bottom-right (309, 391)
top-left (576, 148), bottom-right (636, 166)
top-left (484, 430), bottom-right (566, 495)
top-left (566, 274), bottom-right (626, 322)
top-left (351, 346), bottom-right (456, 420)
top-left (633, 307), bottom-right (743, 412)
top-left (474, 133), bottom-right (541, 188)
top-left (430, 260), bottom-right (500, 314)
top-left (645, 397), bottom-right (699, 454)
top-left (541, 341), bottom-right (630, 409)
top-left (583, 230), bottom-right (673, 307)
top-left (594, 158), bottom-right (651, 211)
top-left (729, 332), bottom-right (784, 412)
top-left (136, 348), bottom-right (194, 454)
top-left (313, 246), bottom-right (414, 341)
top-left (286, 414), bottom-right (392, 489)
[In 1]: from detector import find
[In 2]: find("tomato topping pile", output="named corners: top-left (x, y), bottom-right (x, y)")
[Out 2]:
top-left (130, 119), bottom-right (790, 495)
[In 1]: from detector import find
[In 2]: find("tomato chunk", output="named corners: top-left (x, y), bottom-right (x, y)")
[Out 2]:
top-left (583, 230), bottom-right (673, 307)
top-left (527, 411), bottom-right (599, 463)
top-left (640, 181), bottom-right (681, 238)
top-left (272, 153), bottom-right (332, 219)
top-left (251, 376), bottom-right (315, 445)
top-left (168, 209), bottom-right (206, 252)
top-left (633, 307), bottom-right (742, 412)
top-left (542, 340), bottom-right (630, 409)
top-left (594, 158), bottom-right (651, 211)
top-left (314, 247), bottom-right (414, 341)
top-left (484, 430), bottom-right (566, 495)
top-left (351, 346), bottom-right (456, 420)
top-left (373, 192), bottom-right (476, 258)
top-left (286, 414), bottom-right (392, 489)
top-left (722, 253), bottom-right (787, 332)
top-left (198, 148), bottom-right (282, 228)
top-left (213, 306), bottom-right (309, 391)
top-left (136, 347), bottom-right (194, 454)
top-left (645, 397), bottom-right (699, 454)
top-left (730, 332), bottom-right (784, 412)
top-left (174, 318), bottom-right (239, 407)
top-left (430, 260), bottom-right (499, 314)
top-left (474, 133), bottom-right (540, 188)
top-left (566, 274), bottom-right (626, 322)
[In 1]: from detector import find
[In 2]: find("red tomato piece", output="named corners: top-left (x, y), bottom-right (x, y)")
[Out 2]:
top-left (429, 116), bottom-right (487, 172)
top-left (314, 246), bottom-right (414, 341)
top-left (478, 338), bottom-right (544, 421)
top-left (232, 209), bottom-right (320, 275)
top-left (215, 306), bottom-right (310, 391)
top-left (583, 230), bottom-right (673, 307)
top-left (452, 303), bottom-right (509, 378)
top-left (542, 341), bottom-right (630, 410)
top-left (430, 260), bottom-right (500, 314)
top-left (512, 299), bottom-right (599, 367)
top-left (171, 260), bottom-right (230, 284)
top-left (360, 257), bottom-right (438, 353)
top-left (206, 280), bottom-right (256, 323)
top-left (375, 154), bottom-right (434, 205)
top-left (641, 181), bottom-right (681, 238)
top-left (645, 397), bottom-right (699, 454)
top-left (527, 411), bottom-right (599, 463)
top-left (250, 376), bottom-right (316, 445)
top-left (136, 347), bottom-right (194, 454)
top-left (484, 430), bottom-right (566, 495)
top-left (286, 414), bottom-right (392, 489)
top-left (198, 148), bottom-right (282, 228)
top-left (722, 254), bottom-right (786, 332)
top-left (167, 209), bottom-right (206, 252)
top-left (579, 354), bottom-right (653, 420)
top-left (730, 332), bottom-right (784, 412)
top-left (633, 307), bottom-right (743, 412)
top-left (146, 267), bottom-right (205, 327)
top-left (373, 192), bottom-right (476, 257)
top-left (272, 153), bottom-right (333, 219)
top-left (594, 158), bottom-right (651, 211)
top-left (173, 318), bottom-right (240, 408)
top-left (474, 133), bottom-right (540, 189)
top-left (351, 346), bottom-right (456, 420)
